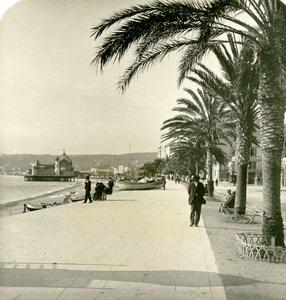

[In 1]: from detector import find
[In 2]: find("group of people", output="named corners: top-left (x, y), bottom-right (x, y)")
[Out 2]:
top-left (83, 176), bottom-right (115, 203)
top-left (83, 174), bottom-right (235, 226)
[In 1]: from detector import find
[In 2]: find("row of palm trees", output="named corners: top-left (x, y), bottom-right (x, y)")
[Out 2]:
top-left (162, 34), bottom-right (258, 207)
top-left (161, 83), bottom-right (236, 197)
top-left (91, 0), bottom-right (286, 246)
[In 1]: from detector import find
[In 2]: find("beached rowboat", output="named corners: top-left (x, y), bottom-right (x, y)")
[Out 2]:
top-left (23, 202), bottom-right (61, 212)
top-left (154, 179), bottom-right (164, 189)
top-left (117, 180), bottom-right (156, 191)
top-left (24, 203), bottom-right (44, 212)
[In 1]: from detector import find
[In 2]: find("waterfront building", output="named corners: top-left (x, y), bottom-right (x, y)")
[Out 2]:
top-left (25, 150), bottom-right (75, 181)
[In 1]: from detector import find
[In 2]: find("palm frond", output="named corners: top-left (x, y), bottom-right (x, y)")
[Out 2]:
top-left (116, 39), bottom-right (196, 92)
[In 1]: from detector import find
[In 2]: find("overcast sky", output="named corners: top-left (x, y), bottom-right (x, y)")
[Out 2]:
top-left (0, 0), bottom-right (228, 156)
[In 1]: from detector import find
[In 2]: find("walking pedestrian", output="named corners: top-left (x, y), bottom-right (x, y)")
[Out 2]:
top-left (83, 175), bottom-right (92, 203)
top-left (108, 177), bottom-right (114, 195)
top-left (188, 175), bottom-right (206, 227)
top-left (162, 176), bottom-right (166, 190)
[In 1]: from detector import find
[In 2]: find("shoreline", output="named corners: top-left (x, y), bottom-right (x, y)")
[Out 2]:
top-left (0, 182), bottom-right (82, 208)
top-left (0, 182), bottom-right (83, 217)
top-left (0, 180), bottom-right (118, 217)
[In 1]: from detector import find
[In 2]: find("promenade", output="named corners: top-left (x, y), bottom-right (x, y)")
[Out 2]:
top-left (0, 181), bottom-right (226, 299)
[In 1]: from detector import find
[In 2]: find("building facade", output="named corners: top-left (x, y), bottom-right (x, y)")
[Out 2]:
top-left (224, 124), bottom-right (286, 185)
top-left (25, 151), bottom-right (75, 181)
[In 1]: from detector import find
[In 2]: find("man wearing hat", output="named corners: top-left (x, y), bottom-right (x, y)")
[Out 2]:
top-left (83, 175), bottom-right (92, 203)
top-left (188, 175), bottom-right (206, 226)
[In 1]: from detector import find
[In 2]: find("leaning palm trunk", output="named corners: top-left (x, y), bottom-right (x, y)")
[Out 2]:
top-left (206, 148), bottom-right (214, 197)
top-left (259, 68), bottom-right (285, 247)
top-left (234, 125), bottom-right (252, 215)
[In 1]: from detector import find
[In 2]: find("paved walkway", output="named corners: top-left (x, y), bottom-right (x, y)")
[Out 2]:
top-left (0, 181), bottom-right (226, 300)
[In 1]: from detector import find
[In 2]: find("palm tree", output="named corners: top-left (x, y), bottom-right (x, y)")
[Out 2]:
top-left (187, 34), bottom-right (260, 215)
top-left (159, 155), bottom-right (173, 175)
top-left (166, 138), bottom-right (207, 177)
top-left (161, 89), bottom-right (234, 197)
top-left (91, 0), bottom-right (286, 246)
top-left (140, 158), bottom-right (164, 176)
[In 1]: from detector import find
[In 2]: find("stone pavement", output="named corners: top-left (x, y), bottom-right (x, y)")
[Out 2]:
top-left (0, 180), bottom-right (226, 300)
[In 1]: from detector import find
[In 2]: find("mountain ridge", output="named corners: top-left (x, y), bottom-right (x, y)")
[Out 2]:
top-left (0, 152), bottom-right (158, 174)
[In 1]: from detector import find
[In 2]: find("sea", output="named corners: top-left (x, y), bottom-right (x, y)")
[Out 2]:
top-left (0, 175), bottom-right (81, 205)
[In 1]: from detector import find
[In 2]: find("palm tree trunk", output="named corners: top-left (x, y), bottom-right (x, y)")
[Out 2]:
top-left (261, 149), bottom-right (285, 247)
top-left (234, 125), bottom-right (251, 215)
top-left (206, 148), bottom-right (214, 197)
top-left (235, 164), bottom-right (248, 214)
top-left (259, 68), bottom-right (285, 247)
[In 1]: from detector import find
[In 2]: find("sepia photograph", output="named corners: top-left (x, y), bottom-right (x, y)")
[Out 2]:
top-left (1, 0), bottom-right (286, 299)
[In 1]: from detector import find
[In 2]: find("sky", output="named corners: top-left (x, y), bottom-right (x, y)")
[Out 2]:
top-left (3, 0), bottom-right (284, 156)
top-left (1, 0), bottom-right (199, 155)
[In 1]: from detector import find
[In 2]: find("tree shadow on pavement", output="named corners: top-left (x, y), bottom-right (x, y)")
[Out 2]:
top-left (1, 266), bottom-right (282, 289)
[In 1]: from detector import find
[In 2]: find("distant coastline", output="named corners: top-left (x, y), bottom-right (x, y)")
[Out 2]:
top-left (0, 152), bottom-right (157, 176)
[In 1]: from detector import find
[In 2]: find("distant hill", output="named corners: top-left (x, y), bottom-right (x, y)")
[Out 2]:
top-left (0, 153), bottom-right (158, 174)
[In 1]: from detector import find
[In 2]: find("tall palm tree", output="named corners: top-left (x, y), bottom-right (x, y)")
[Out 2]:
top-left (187, 34), bottom-right (260, 214)
top-left (91, 0), bottom-right (286, 246)
top-left (161, 89), bottom-right (234, 196)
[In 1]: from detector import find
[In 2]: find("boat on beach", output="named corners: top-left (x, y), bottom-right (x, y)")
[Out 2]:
top-left (154, 179), bottom-right (164, 189)
top-left (23, 201), bottom-right (62, 212)
top-left (23, 203), bottom-right (44, 212)
top-left (117, 180), bottom-right (156, 191)
top-left (117, 176), bottom-right (165, 191)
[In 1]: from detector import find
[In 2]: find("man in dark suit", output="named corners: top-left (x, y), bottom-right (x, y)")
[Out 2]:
top-left (108, 177), bottom-right (114, 195)
top-left (188, 175), bottom-right (206, 227)
top-left (83, 176), bottom-right (92, 203)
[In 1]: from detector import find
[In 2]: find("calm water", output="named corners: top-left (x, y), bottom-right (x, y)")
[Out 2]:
top-left (0, 175), bottom-right (79, 205)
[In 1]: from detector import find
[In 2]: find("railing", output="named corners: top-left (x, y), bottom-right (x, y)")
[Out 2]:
top-left (235, 232), bottom-right (286, 263)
